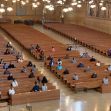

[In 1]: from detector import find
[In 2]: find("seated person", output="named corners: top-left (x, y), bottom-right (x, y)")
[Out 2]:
top-left (36, 44), bottom-right (40, 49)
top-left (42, 76), bottom-right (48, 84)
top-left (108, 65), bottom-right (111, 71)
top-left (103, 77), bottom-right (109, 85)
top-left (7, 73), bottom-right (14, 80)
top-left (8, 62), bottom-right (15, 68)
top-left (57, 58), bottom-right (62, 65)
top-left (84, 66), bottom-right (91, 72)
top-left (77, 62), bottom-right (84, 68)
top-left (0, 59), bottom-right (4, 64)
top-left (36, 47), bottom-right (41, 52)
top-left (4, 48), bottom-right (11, 55)
top-left (80, 52), bottom-right (89, 58)
top-left (66, 46), bottom-right (72, 51)
top-left (56, 63), bottom-right (63, 70)
top-left (8, 85), bottom-right (15, 95)
top-left (71, 57), bottom-right (77, 64)
top-left (63, 68), bottom-right (69, 75)
top-left (96, 61), bottom-right (101, 67)
top-left (6, 42), bottom-right (12, 48)
top-left (27, 61), bottom-right (33, 67)
top-left (90, 56), bottom-right (96, 62)
top-left (31, 65), bottom-right (36, 73)
top-left (32, 82), bottom-right (39, 92)
top-left (16, 52), bottom-right (23, 61)
top-left (28, 71), bottom-right (35, 78)
top-left (49, 59), bottom-right (54, 70)
top-left (42, 83), bottom-right (47, 91)
top-left (3, 63), bottom-right (9, 69)
top-left (107, 48), bottom-right (111, 56)
top-left (37, 76), bottom-right (43, 83)
top-left (91, 72), bottom-right (97, 78)
top-left (47, 55), bottom-right (53, 60)
top-left (21, 66), bottom-right (27, 73)
top-left (39, 51), bottom-right (45, 60)
top-left (73, 74), bottom-right (79, 80)
top-left (11, 78), bottom-right (18, 87)
top-left (10, 47), bottom-right (16, 55)
top-left (51, 46), bottom-right (55, 52)
top-left (4, 68), bottom-right (10, 75)
top-left (18, 58), bottom-right (23, 63)
top-left (30, 44), bottom-right (35, 52)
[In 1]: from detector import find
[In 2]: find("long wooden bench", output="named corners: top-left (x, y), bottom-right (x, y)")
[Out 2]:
top-left (44, 23), bottom-right (111, 56)
top-left (0, 77), bottom-right (55, 100)
top-left (10, 89), bottom-right (60, 105)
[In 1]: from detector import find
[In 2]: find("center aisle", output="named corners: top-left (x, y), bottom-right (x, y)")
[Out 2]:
top-left (0, 25), bottom-right (111, 111)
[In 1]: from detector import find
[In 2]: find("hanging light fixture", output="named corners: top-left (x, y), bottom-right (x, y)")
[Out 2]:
top-left (0, 8), bottom-right (5, 13)
top-left (63, 8), bottom-right (69, 12)
top-left (99, 2), bottom-right (103, 6)
top-left (12, 0), bottom-right (16, 3)
top-left (7, 7), bottom-right (13, 12)
top-left (101, 2), bottom-right (107, 11)
top-left (21, 1), bottom-right (26, 5)
top-left (90, 4), bottom-right (96, 8)
top-left (71, 2), bottom-right (77, 6)
top-left (101, 6), bottom-right (106, 11)
top-left (1, 4), bottom-right (5, 8)
top-left (68, 7), bottom-right (73, 11)
top-left (77, 4), bottom-right (82, 8)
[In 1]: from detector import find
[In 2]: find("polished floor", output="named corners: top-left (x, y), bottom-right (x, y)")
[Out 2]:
top-left (0, 24), bottom-right (111, 111)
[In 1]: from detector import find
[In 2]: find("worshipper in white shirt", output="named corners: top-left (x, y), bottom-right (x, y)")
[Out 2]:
top-left (80, 52), bottom-right (90, 58)
top-left (8, 85), bottom-right (15, 95)
top-left (21, 66), bottom-right (27, 73)
top-left (16, 52), bottom-right (23, 62)
top-left (42, 83), bottom-right (47, 91)
top-left (71, 57), bottom-right (77, 64)
top-left (11, 78), bottom-right (18, 87)
top-left (103, 77), bottom-right (109, 85)
top-left (108, 65), bottom-right (111, 71)
top-left (73, 74), bottom-right (79, 80)
top-left (96, 61), bottom-right (101, 67)
top-left (0, 59), bottom-right (4, 64)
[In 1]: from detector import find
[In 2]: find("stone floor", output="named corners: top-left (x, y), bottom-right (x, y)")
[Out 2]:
top-left (0, 24), bottom-right (111, 111)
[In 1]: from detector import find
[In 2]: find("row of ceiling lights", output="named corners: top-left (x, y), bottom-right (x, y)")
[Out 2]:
top-left (0, 0), bottom-right (108, 13)
top-left (88, 0), bottom-right (107, 10)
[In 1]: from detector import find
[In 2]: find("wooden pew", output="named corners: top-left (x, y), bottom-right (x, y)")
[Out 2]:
top-left (10, 89), bottom-right (60, 105)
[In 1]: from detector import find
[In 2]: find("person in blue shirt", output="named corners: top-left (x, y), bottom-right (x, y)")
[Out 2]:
top-left (77, 62), bottom-right (84, 68)
top-left (56, 63), bottom-right (63, 70)
top-left (32, 82), bottom-right (39, 92)
top-left (3, 63), bottom-right (9, 69)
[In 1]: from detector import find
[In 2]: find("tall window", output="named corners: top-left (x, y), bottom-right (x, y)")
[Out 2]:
top-left (87, 3), bottom-right (110, 20)
top-left (16, 4), bottom-right (26, 16)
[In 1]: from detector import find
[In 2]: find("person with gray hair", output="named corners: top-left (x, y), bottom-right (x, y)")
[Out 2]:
top-left (73, 74), bottom-right (79, 80)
